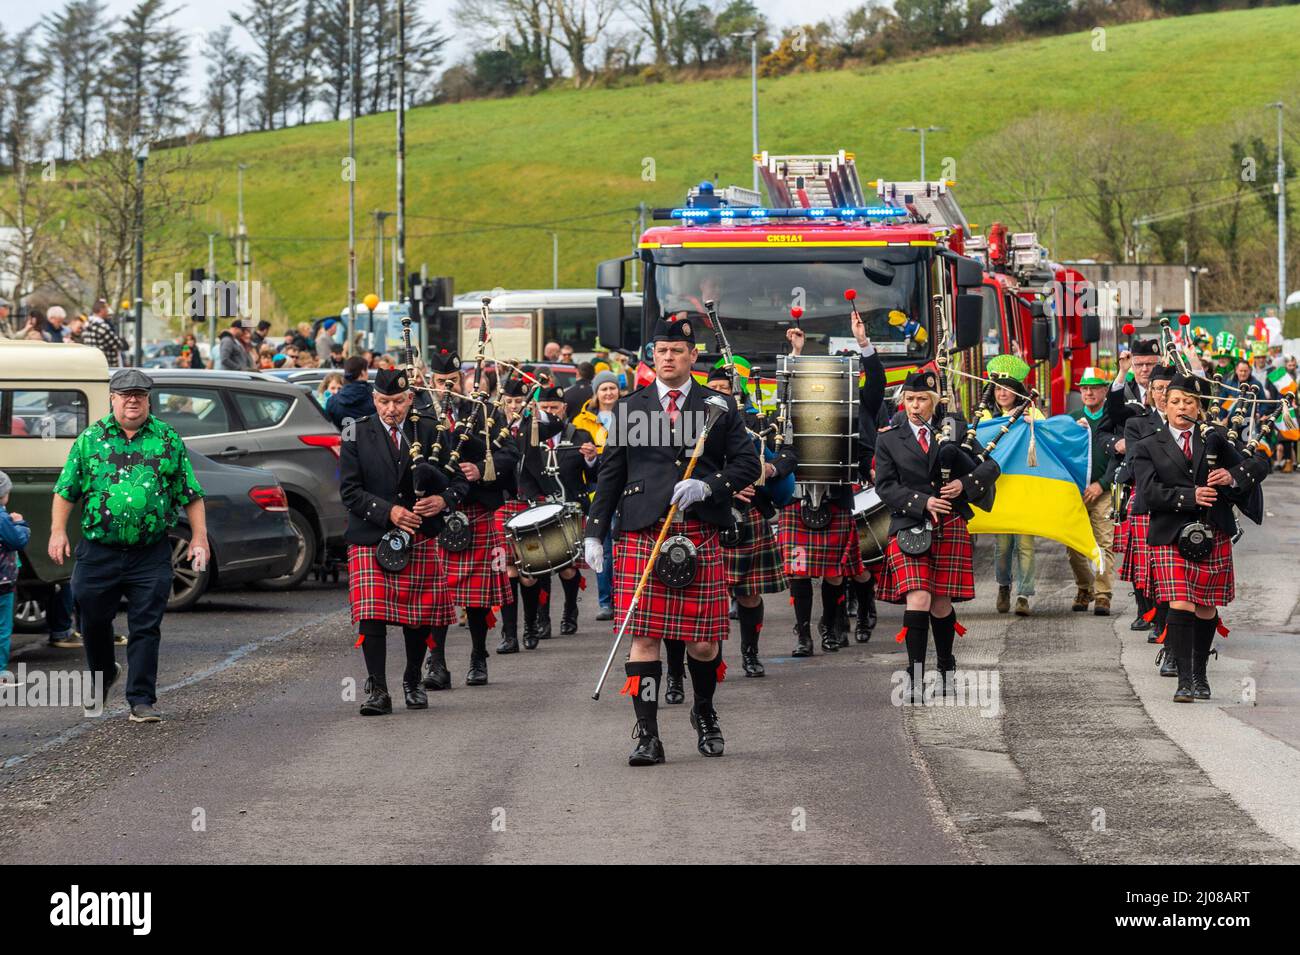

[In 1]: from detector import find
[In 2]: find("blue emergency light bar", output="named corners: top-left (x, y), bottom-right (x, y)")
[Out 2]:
top-left (664, 205), bottom-right (906, 223)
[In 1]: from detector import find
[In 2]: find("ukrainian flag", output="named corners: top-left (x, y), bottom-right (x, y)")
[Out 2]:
top-left (966, 414), bottom-right (1102, 570)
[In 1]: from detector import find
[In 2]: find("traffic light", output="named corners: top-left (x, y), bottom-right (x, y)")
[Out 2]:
top-left (409, 272), bottom-right (424, 321)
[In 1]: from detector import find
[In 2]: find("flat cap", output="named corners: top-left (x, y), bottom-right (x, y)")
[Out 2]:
top-left (109, 368), bottom-right (153, 393)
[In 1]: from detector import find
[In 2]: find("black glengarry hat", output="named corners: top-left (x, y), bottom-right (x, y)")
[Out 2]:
top-left (1148, 363), bottom-right (1176, 383)
top-left (901, 369), bottom-right (939, 393)
top-left (427, 346), bottom-right (460, 375)
top-left (1167, 372), bottom-right (1206, 399)
top-left (373, 368), bottom-right (410, 395)
top-left (652, 315), bottom-right (696, 345)
top-left (1131, 338), bottom-right (1160, 357)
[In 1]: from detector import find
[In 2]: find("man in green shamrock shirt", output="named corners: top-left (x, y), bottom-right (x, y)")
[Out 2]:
top-left (49, 368), bottom-right (207, 722)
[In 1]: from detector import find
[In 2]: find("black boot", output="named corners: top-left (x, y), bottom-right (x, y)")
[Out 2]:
top-left (738, 602), bottom-right (765, 677)
top-left (1149, 602), bottom-right (1168, 646)
top-left (401, 628), bottom-right (430, 708)
top-left (422, 628), bottom-right (451, 691)
top-left (686, 652), bottom-right (725, 757)
top-left (818, 579), bottom-right (842, 652)
top-left (931, 611), bottom-right (958, 696)
top-left (1167, 609), bottom-right (1196, 703)
top-left (792, 621), bottom-right (814, 657)
top-left (466, 652), bottom-right (488, 686)
top-left (854, 579), bottom-right (874, 643)
top-left (865, 581), bottom-right (877, 631)
top-left (520, 580), bottom-right (540, 650)
top-left (560, 573), bottom-right (580, 634)
top-left (625, 661), bottom-right (665, 766)
top-left (1157, 636), bottom-right (1179, 677)
top-left (466, 608), bottom-right (489, 686)
top-left (1192, 614), bottom-right (1217, 699)
top-left (536, 576), bottom-right (553, 639)
top-left (1131, 589), bottom-right (1153, 631)
top-left (790, 578), bottom-right (814, 656)
top-left (902, 609), bottom-right (930, 704)
top-left (664, 639), bottom-right (687, 704)
top-left (359, 676), bottom-right (392, 716)
top-left (497, 578), bottom-right (520, 653)
top-left (834, 592), bottom-right (851, 649)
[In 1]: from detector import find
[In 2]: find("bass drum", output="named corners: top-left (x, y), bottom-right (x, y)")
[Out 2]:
top-left (852, 487), bottom-right (891, 565)
top-left (777, 354), bottom-right (860, 487)
top-left (504, 502), bottom-right (584, 576)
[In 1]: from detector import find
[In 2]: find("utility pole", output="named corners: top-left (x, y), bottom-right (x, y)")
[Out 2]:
top-left (236, 162), bottom-right (249, 287)
top-left (374, 210), bottom-right (392, 300)
top-left (900, 125), bottom-right (942, 180)
top-left (346, 0), bottom-right (357, 355)
top-left (396, 0), bottom-right (407, 310)
top-left (207, 233), bottom-right (217, 355)
top-left (133, 142), bottom-right (148, 368)
top-left (1268, 102), bottom-right (1287, 320)
top-left (550, 232), bottom-right (559, 289)
top-left (633, 201), bottom-right (646, 292)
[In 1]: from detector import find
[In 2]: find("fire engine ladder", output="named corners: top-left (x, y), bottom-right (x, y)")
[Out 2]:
top-left (870, 179), bottom-right (969, 232)
top-left (756, 150), bottom-right (867, 209)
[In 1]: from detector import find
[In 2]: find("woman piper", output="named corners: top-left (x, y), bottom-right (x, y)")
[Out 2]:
top-left (874, 370), bottom-right (999, 700)
top-left (1132, 372), bottom-right (1271, 702)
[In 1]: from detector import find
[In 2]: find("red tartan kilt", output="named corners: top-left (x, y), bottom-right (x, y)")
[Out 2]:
top-left (347, 534), bottom-right (456, 628)
top-left (1113, 518), bottom-right (1129, 557)
top-left (875, 515), bottom-right (975, 603)
top-left (1149, 529), bottom-right (1234, 607)
top-left (439, 502), bottom-right (513, 608)
top-left (777, 502), bottom-right (866, 578)
top-left (612, 517), bottom-right (729, 642)
top-left (724, 506), bottom-right (786, 594)
top-left (1118, 513), bottom-right (1151, 589)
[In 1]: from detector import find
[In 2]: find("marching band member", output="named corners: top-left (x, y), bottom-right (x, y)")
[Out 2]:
top-left (511, 383), bottom-right (599, 647)
top-left (874, 370), bottom-right (999, 700)
top-left (493, 376), bottom-right (531, 654)
top-left (339, 368), bottom-right (468, 715)
top-left (778, 315), bottom-right (885, 656)
top-left (583, 316), bottom-right (760, 766)
top-left (1132, 373), bottom-right (1271, 703)
top-left (1067, 368), bottom-right (1119, 615)
top-left (422, 346), bottom-right (519, 689)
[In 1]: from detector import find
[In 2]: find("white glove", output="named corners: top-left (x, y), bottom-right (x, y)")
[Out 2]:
top-left (584, 538), bottom-right (604, 574)
top-left (670, 478), bottom-right (710, 510)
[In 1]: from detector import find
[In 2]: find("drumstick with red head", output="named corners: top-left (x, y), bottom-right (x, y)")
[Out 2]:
top-left (787, 306), bottom-right (803, 354)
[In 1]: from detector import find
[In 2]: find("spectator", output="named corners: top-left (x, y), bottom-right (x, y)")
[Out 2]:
top-left (84, 299), bottom-right (128, 367)
top-left (251, 319), bottom-right (272, 349)
top-left (328, 355), bottom-right (376, 428)
top-left (0, 298), bottom-right (11, 336)
top-left (543, 340), bottom-right (561, 361)
top-left (559, 343), bottom-right (574, 364)
top-left (180, 332), bottom-right (204, 369)
top-left (42, 306), bottom-right (70, 343)
top-left (293, 321), bottom-right (314, 354)
top-left (317, 372), bottom-right (344, 408)
top-left (257, 344), bottom-right (275, 369)
top-left (565, 361), bottom-right (594, 418)
top-left (1, 469), bottom-right (32, 681)
top-left (216, 319), bottom-right (254, 371)
top-left (23, 328), bottom-right (44, 341)
top-left (326, 341), bottom-right (344, 368)
top-left (314, 319), bottom-right (337, 363)
top-left (68, 314), bottom-right (86, 344)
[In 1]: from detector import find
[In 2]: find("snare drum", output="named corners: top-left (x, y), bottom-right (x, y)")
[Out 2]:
top-left (504, 502), bottom-right (584, 576)
top-left (777, 354), bottom-right (860, 486)
top-left (852, 487), bottom-right (891, 565)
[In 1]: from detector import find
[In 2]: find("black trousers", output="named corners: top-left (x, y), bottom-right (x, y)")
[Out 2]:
top-left (72, 537), bottom-right (171, 706)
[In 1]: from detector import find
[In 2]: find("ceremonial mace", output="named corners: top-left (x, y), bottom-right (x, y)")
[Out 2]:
top-left (591, 394), bottom-right (731, 700)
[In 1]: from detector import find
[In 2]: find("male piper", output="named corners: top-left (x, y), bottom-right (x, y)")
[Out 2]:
top-left (583, 316), bottom-right (760, 766)
top-left (340, 368), bottom-right (468, 714)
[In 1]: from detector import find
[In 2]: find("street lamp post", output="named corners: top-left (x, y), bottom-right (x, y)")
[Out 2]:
top-left (550, 232), bottom-right (559, 289)
top-left (730, 30), bottom-right (759, 193)
top-left (899, 125), bottom-right (943, 180)
top-left (346, 0), bottom-right (357, 356)
top-left (396, 0), bottom-right (406, 311)
top-left (1268, 102), bottom-right (1287, 319)
top-left (134, 142), bottom-right (148, 368)
top-left (236, 162), bottom-right (249, 287)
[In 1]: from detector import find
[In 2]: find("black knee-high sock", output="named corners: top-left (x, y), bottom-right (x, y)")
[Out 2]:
top-left (401, 626), bottom-right (429, 683)
top-left (1193, 614), bottom-right (1217, 660)
top-left (686, 648), bottom-right (721, 710)
top-left (665, 638), bottom-right (686, 678)
top-left (359, 619), bottom-right (386, 681)
top-left (930, 610), bottom-right (957, 662)
top-left (1154, 600), bottom-right (1168, 636)
top-left (538, 574), bottom-right (552, 614)
top-left (501, 578), bottom-right (519, 634)
top-left (466, 607), bottom-right (490, 659)
top-left (560, 572), bottom-right (580, 610)
top-left (854, 578), bottom-right (873, 619)
top-left (520, 579), bottom-right (539, 626)
top-left (427, 625), bottom-right (448, 668)
top-left (624, 660), bottom-right (661, 736)
top-left (1165, 608), bottom-right (1196, 678)
top-left (737, 601), bottom-right (763, 652)
top-left (820, 578), bottom-right (843, 624)
top-left (902, 609), bottom-right (930, 671)
top-left (1134, 588), bottom-right (1150, 618)
top-left (790, 577), bottom-right (813, 627)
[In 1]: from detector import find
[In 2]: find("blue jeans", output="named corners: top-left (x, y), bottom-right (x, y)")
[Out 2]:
top-left (0, 590), bottom-right (13, 673)
top-left (47, 583), bottom-right (75, 641)
top-left (993, 535), bottom-right (1037, 596)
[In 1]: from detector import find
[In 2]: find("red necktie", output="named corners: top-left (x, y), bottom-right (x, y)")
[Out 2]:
top-left (918, 426), bottom-right (929, 453)
top-left (666, 389), bottom-right (682, 425)
top-left (1180, 430), bottom-right (1191, 460)
top-left (391, 425), bottom-right (402, 450)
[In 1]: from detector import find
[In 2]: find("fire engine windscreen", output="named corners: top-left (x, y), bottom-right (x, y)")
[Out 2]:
top-left (649, 254), bottom-right (927, 363)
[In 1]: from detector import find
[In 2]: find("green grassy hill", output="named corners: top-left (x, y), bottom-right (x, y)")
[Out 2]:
top-left (170, 6), bottom-right (1300, 325)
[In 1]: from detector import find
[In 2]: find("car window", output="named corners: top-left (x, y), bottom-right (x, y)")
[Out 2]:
top-left (233, 391), bottom-right (293, 429)
top-left (153, 386), bottom-right (232, 437)
top-left (0, 389), bottom-right (89, 438)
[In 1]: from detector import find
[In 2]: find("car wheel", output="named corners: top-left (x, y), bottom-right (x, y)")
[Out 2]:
top-left (167, 528), bottom-right (211, 612)
top-left (254, 508), bottom-right (317, 591)
top-left (12, 587), bottom-right (49, 633)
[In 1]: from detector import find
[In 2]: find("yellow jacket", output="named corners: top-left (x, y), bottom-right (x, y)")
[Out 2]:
top-left (572, 398), bottom-right (610, 451)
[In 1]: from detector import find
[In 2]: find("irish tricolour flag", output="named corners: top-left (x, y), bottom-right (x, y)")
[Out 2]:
top-left (1269, 366), bottom-right (1297, 395)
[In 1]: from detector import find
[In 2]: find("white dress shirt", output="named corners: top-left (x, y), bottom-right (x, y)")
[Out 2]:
top-left (655, 377), bottom-right (692, 412)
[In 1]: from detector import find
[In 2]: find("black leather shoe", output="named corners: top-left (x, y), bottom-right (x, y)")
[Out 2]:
top-left (466, 655), bottom-right (488, 686)
top-left (360, 677), bottom-right (392, 716)
top-left (496, 631), bottom-right (519, 654)
top-left (1193, 651), bottom-right (1213, 699)
top-left (1173, 676), bottom-right (1195, 703)
top-left (664, 673), bottom-right (685, 705)
top-left (741, 647), bottom-right (765, 677)
top-left (403, 681), bottom-right (428, 709)
top-left (560, 604), bottom-right (578, 635)
top-left (1131, 616), bottom-right (1153, 631)
top-left (864, 584), bottom-right (877, 631)
top-left (690, 704), bottom-right (725, 757)
top-left (628, 722), bottom-right (665, 766)
top-left (834, 610), bottom-right (851, 649)
top-left (522, 623), bottom-right (539, 650)
top-left (1158, 647), bottom-right (1178, 678)
top-left (1147, 631), bottom-right (1159, 644)
top-left (937, 655), bottom-right (957, 695)
top-left (817, 618), bottom-right (839, 653)
top-left (536, 613), bottom-right (553, 640)
top-left (422, 656), bottom-right (451, 691)
top-left (854, 617), bottom-right (873, 644)
top-left (792, 623), bottom-right (814, 657)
